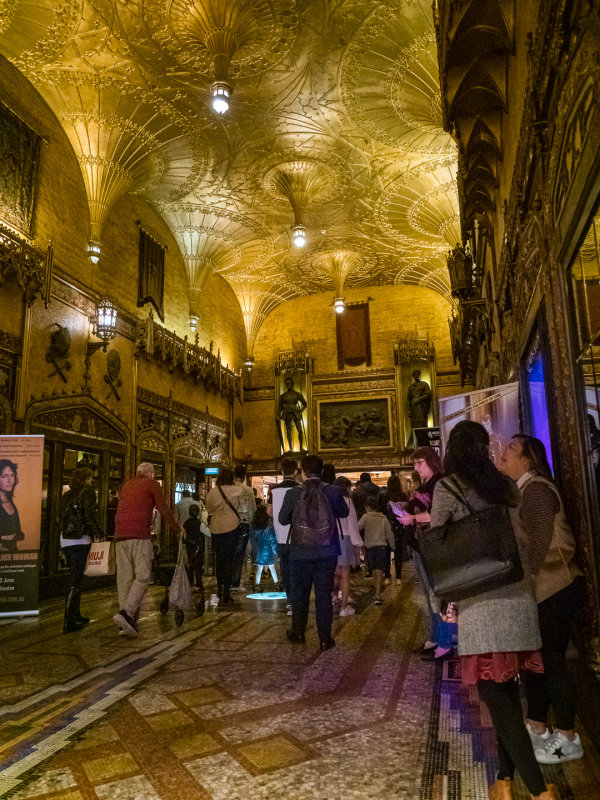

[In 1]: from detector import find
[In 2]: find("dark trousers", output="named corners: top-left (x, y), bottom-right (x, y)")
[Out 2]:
top-left (185, 540), bottom-right (205, 588)
top-left (231, 528), bottom-right (250, 588)
top-left (478, 678), bottom-right (546, 794)
top-left (212, 530), bottom-right (238, 596)
top-left (63, 544), bottom-right (91, 590)
top-left (393, 529), bottom-right (404, 580)
top-left (524, 579), bottom-right (582, 730)
top-left (290, 556), bottom-right (337, 643)
top-left (277, 543), bottom-right (291, 596)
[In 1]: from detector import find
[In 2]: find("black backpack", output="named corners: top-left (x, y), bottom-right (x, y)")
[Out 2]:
top-left (61, 491), bottom-right (86, 539)
top-left (290, 482), bottom-right (336, 547)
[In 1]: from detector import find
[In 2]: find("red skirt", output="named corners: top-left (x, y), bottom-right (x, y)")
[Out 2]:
top-left (460, 650), bottom-right (544, 685)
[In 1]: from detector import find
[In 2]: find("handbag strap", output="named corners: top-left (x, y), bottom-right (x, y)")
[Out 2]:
top-left (217, 484), bottom-right (242, 521)
top-left (439, 478), bottom-right (474, 514)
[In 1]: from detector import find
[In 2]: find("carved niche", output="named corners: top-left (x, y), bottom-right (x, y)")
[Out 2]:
top-left (31, 404), bottom-right (126, 442)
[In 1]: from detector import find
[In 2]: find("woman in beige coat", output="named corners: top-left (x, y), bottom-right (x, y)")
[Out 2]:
top-left (205, 467), bottom-right (242, 603)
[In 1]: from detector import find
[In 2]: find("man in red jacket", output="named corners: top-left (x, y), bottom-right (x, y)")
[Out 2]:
top-left (113, 462), bottom-right (182, 636)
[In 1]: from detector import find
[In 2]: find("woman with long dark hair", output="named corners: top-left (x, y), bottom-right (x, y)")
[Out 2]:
top-left (394, 447), bottom-right (455, 658)
top-left (431, 421), bottom-right (558, 800)
top-left (0, 459), bottom-right (25, 553)
top-left (381, 474), bottom-right (408, 585)
top-left (501, 434), bottom-right (584, 766)
top-left (206, 467), bottom-right (242, 603)
top-left (59, 466), bottom-right (103, 632)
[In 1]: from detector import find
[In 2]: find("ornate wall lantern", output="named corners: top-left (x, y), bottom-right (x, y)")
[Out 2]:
top-left (89, 297), bottom-right (117, 355)
top-left (446, 242), bottom-right (475, 299)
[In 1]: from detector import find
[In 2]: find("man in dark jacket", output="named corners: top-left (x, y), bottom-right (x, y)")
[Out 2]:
top-left (278, 454), bottom-right (349, 650)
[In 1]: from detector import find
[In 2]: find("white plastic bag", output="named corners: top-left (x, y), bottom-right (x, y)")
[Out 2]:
top-left (169, 539), bottom-right (193, 610)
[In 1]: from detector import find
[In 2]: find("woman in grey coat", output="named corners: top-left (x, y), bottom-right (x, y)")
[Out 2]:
top-left (429, 422), bottom-right (559, 800)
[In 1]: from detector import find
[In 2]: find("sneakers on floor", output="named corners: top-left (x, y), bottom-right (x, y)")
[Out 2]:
top-left (534, 730), bottom-right (583, 764)
top-left (113, 609), bottom-right (138, 637)
top-left (286, 603), bottom-right (293, 616)
top-left (526, 721), bottom-right (550, 750)
top-left (339, 606), bottom-right (355, 617)
top-left (374, 597), bottom-right (383, 605)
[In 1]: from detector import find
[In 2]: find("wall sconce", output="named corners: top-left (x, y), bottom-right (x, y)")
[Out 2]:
top-left (292, 224), bottom-right (307, 248)
top-left (83, 298), bottom-right (117, 391)
top-left (189, 314), bottom-right (199, 332)
top-left (87, 240), bottom-right (101, 264)
top-left (210, 81), bottom-right (232, 114)
top-left (87, 297), bottom-right (117, 356)
top-left (334, 297), bottom-right (345, 313)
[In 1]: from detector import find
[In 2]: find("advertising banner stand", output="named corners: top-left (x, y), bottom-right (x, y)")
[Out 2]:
top-left (0, 435), bottom-right (44, 618)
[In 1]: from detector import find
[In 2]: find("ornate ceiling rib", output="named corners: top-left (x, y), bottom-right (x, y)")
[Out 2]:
top-left (0, 0), bottom-right (463, 356)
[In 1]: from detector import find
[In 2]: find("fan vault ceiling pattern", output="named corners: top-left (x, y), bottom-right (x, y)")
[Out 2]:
top-left (0, 0), bottom-right (460, 356)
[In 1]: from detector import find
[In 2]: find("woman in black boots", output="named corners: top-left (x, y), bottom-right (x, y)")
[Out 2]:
top-left (60, 466), bottom-right (103, 632)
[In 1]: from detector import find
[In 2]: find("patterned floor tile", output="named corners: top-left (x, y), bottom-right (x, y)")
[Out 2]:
top-left (82, 753), bottom-right (139, 783)
top-left (236, 735), bottom-right (308, 770)
top-left (1, 575), bottom-right (599, 800)
top-left (94, 775), bottom-right (161, 800)
top-left (169, 732), bottom-right (221, 759)
top-left (144, 710), bottom-right (196, 730)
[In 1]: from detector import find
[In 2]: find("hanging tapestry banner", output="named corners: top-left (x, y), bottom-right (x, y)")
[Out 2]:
top-left (138, 226), bottom-right (165, 322)
top-left (0, 435), bottom-right (44, 617)
top-left (0, 101), bottom-right (41, 236)
top-left (336, 303), bottom-right (371, 370)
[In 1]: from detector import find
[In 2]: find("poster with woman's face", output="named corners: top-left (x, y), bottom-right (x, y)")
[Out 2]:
top-left (0, 436), bottom-right (44, 552)
top-left (0, 435), bottom-right (44, 616)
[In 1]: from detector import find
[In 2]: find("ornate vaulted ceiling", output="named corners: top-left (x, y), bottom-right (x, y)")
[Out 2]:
top-left (0, 0), bottom-right (459, 354)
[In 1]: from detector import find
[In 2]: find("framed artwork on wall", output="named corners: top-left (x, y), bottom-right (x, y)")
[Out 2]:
top-left (317, 396), bottom-right (392, 451)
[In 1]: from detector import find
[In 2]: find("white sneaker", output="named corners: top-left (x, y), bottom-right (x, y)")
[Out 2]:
top-left (339, 606), bottom-right (355, 617)
top-left (525, 722), bottom-right (550, 750)
top-left (534, 730), bottom-right (583, 763)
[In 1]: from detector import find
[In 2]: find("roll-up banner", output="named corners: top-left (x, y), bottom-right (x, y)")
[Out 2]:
top-left (0, 435), bottom-right (44, 617)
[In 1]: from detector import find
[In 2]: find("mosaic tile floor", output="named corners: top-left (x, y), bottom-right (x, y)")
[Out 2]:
top-left (1, 567), bottom-right (599, 800)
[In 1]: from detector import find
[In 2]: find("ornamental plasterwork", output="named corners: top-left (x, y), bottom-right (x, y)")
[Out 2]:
top-left (0, 0), bottom-right (459, 352)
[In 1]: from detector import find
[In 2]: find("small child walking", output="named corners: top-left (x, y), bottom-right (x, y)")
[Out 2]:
top-left (358, 496), bottom-right (395, 604)
top-left (251, 505), bottom-right (278, 591)
top-left (183, 504), bottom-right (205, 592)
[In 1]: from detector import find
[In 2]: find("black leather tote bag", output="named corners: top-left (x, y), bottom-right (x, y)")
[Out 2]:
top-left (420, 480), bottom-right (523, 602)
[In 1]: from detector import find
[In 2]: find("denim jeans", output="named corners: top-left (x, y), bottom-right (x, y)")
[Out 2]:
top-left (290, 555), bottom-right (337, 642)
top-left (212, 529), bottom-right (238, 595)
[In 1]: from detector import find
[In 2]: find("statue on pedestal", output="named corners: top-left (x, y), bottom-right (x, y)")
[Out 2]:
top-left (278, 376), bottom-right (307, 452)
top-left (407, 369), bottom-right (431, 430)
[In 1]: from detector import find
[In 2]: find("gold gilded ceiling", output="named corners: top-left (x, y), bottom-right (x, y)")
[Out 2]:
top-left (0, 0), bottom-right (460, 355)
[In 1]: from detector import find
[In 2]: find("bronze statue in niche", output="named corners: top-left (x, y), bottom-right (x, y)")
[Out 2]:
top-left (407, 369), bottom-right (431, 430)
top-left (278, 376), bottom-right (307, 453)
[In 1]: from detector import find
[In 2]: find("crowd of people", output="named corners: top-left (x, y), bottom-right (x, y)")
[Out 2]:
top-left (57, 422), bottom-right (585, 800)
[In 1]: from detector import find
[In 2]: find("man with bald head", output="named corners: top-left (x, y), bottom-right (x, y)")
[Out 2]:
top-left (113, 462), bottom-right (182, 636)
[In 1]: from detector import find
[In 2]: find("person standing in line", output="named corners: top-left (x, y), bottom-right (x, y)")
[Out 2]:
top-left (279, 454), bottom-right (349, 650)
top-left (395, 446), bottom-right (456, 659)
top-left (333, 475), bottom-right (363, 617)
top-left (175, 489), bottom-right (195, 525)
top-left (267, 457), bottom-right (298, 615)
top-left (381, 474), bottom-right (409, 586)
top-left (358, 496), bottom-right (395, 605)
top-left (430, 421), bottom-right (559, 800)
top-left (352, 472), bottom-right (381, 578)
top-left (59, 466), bottom-right (103, 632)
top-left (205, 468), bottom-right (243, 603)
top-left (251, 504), bottom-right (279, 590)
top-left (501, 434), bottom-right (584, 765)
top-left (183, 504), bottom-right (205, 592)
top-left (113, 462), bottom-right (183, 637)
top-left (231, 464), bottom-right (256, 590)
